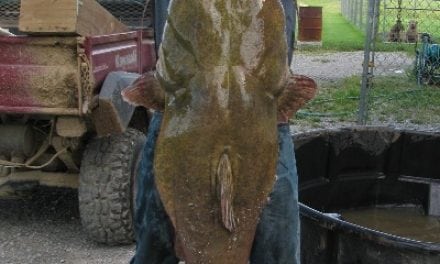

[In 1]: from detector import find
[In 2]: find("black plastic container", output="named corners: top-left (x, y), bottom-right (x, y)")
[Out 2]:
top-left (293, 127), bottom-right (440, 264)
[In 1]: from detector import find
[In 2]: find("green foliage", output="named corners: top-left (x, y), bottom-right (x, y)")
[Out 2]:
top-left (297, 76), bottom-right (440, 124)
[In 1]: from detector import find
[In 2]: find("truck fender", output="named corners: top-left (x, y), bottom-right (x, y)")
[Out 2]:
top-left (92, 71), bottom-right (140, 137)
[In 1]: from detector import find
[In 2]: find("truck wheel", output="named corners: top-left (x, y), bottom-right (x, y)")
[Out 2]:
top-left (79, 128), bottom-right (146, 244)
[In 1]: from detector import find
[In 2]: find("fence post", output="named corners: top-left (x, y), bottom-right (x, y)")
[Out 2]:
top-left (358, 0), bottom-right (378, 125)
top-left (359, 0), bottom-right (362, 29)
top-left (354, 0), bottom-right (359, 28)
top-left (382, 0), bottom-right (387, 41)
top-left (341, 0), bottom-right (344, 18)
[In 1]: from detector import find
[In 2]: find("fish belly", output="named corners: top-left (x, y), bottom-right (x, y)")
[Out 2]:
top-left (154, 112), bottom-right (278, 263)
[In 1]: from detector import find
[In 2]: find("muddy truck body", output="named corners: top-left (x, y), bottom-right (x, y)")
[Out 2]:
top-left (0, 0), bottom-right (155, 244)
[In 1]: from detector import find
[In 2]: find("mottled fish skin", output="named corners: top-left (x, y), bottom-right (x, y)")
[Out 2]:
top-left (153, 1), bottom-right (289, 263)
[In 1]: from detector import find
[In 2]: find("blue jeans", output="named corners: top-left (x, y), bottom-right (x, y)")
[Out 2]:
top-left (152, 0), bottom-right (171, 52)
top-left (131, 113), bottom-right (300, 264)
top-left (131, 112), bottom-right (178, 264)
top-left (283, 0), bottom-right (297, 65)
top-left (250, 124), bottom-right (300, 264)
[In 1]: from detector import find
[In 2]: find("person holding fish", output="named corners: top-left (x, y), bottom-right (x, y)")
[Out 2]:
top-left (127, 0), bottom-right (316, 263)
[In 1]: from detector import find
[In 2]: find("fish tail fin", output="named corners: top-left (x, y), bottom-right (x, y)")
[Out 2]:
top-left (217, 153), bottom-right (236, 232)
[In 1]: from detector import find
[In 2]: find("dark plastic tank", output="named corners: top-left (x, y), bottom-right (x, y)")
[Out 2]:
top-left (293, 127), bottom-right (440, 264)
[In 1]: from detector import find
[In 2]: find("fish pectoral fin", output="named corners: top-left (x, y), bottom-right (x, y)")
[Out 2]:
top-left (121, 71), bottom-right (165, 111)
top-left (277, 74), bottom-right (318, 122)
top-left (216, 153), bottom-right (236, 232)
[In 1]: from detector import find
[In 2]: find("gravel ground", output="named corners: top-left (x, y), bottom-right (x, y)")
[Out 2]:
top-left (290, 121), bottom-right (440, 135)
top-left (0, 188), bottom-right (134, 264)
top-left (0, 51), bottom-right (432, 264)
top-left (291, 51), bottom-right (414, 82)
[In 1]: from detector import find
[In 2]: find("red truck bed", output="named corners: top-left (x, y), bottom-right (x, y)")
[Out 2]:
top-left (0, 31), bottom-right (155, 116)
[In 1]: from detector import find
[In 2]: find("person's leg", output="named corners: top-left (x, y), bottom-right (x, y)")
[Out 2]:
top-left (250, 124), bottom-right (300, 264)
top-left (281, 0), bottom-right (296, 65)
top-left (131, 2), bottom-right (178, 263)
top-left (153, 0), bottom-right (171, 51)
top-left (131, 112), bottom-right (179, 264)
top-left (250, 2), bottom-right (301, 263)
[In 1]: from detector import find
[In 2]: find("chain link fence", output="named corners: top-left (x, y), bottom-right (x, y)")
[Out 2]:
top-left (341, 0), bottom-right (371, 32)
top-left (380, 0), bottom-right (440, 42)
top-left (341, 0), bottom-right (440, 41)
top-left (0, 0), bottom-right (152, 30)
top-left (340, 0), bottom-right (440, 84)
top-left (362, 0), bottom-right (440, 124)
top-left (293, 0), bottom-right (440, 129)
top-left (0, 0), bottom-right (19, 28)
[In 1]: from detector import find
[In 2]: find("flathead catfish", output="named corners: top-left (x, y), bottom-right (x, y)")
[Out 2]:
top-left (151, 1), bottom-right (288, 263)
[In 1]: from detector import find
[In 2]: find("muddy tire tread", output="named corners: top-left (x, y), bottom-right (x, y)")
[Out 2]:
top-left (79, 128), bottom-right (145, 245)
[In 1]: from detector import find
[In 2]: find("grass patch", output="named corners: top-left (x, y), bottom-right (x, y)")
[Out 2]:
top-left (298, 77), bottom-right (361, 121)
top-left (373, 42), bottom-right (417, 54)
top-left (299, 0), bottom-right (365, 51)
top-left (298, 0), bottom-right (437, 54)
top-left (297, 76), bottom-right (440, 124)
top-left (369, 77), bottom-right (440, 123)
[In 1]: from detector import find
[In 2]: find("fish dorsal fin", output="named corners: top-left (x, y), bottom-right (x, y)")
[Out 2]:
top-left (217, 153), bottom-right (236, 232)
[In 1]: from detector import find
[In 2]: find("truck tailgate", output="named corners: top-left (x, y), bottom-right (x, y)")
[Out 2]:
top-left (0, 31), bottom-right (155, 116)
top-left (0, 36), bottom-right (80, 115)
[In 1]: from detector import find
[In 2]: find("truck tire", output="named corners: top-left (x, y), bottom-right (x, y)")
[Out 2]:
top-left (79, 128), bottom-right (146, 244)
